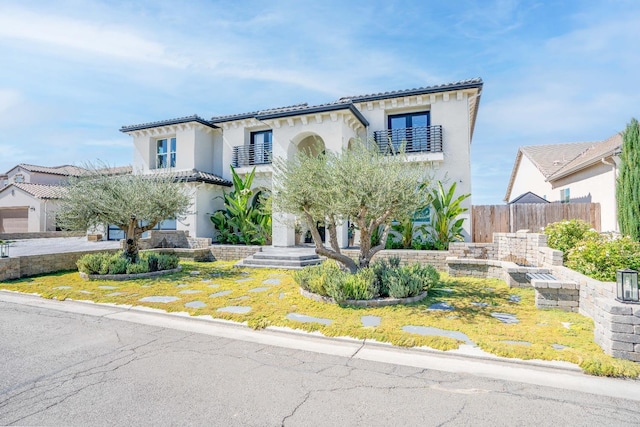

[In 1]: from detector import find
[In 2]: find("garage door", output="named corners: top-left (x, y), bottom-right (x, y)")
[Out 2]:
top-left (0, 208), bottom-right (28, 233)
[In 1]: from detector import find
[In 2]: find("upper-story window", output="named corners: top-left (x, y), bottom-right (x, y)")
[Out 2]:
top-left (13, 174), bottom-right (25, 183)
top-left (374, 111), bottom-right (440, 154)
top-left (388, 111), bottom-right (430, 151)
top-left (250, 130), bottom-right (272, 165)
top-left (156, 138), bottom-right (176, 169)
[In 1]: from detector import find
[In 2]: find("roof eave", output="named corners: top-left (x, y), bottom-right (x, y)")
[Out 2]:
top-left (547, 149), bottom-right (619, 182)
top-left (120, 117), bottom-right (218, 133)
top-left (349, 80), bottom-right (484, 103)
top-left (256, 103), bottom-right (369, 127)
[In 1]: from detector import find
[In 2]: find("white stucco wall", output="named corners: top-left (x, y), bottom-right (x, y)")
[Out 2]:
top-left (0, 187), bottom-right (58, 232)
top-left (175, 183), bottom-right (226, 239)
top-left (355, 90), bottom-right (475, 240)
top-left (551, 162), bottom-right (618, 232)
top-left (508, 155), bottom-right (553, 202)
top-left (130, 122), bottom-right (218, 174)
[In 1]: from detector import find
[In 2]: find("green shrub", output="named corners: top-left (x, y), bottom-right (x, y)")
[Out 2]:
top-left (567, 235), bottom-right (640, 281)
top-left (544, 219), bottom-right (599, 262)
top-left (76, 252), bottom-right (112, 274)
top-left (107, 254), bottom-right (130, 275)
top-left (340, 268), bottom-right (375, 301)
top-left (143, 252), bottom-right (160, 272)
top-left (409, 263), bottom-right (440, 291)
top-left (126, 261), bottom-right (149, 274)
top-left (295, 257), bottom-right (438, 302)
top-left (156, 253), bottom-right (180, 271)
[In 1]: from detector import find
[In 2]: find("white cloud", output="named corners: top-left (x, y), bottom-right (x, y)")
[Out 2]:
top-left (0, 6), bottom-right (182, 67)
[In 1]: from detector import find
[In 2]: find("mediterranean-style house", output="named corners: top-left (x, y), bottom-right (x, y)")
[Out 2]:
top-left (504, 132), bottom-right (623, 232)
top-left (120, 78), bottom-right (484, 247)
top-left (0, 164), bottom-right (131, 233)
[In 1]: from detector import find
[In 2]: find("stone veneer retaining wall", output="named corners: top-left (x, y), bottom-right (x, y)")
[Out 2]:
top-left (210, 245), bottom-right (263, 261)
top-left (447, 232), bottom-right (640, 363)
top-left (0, 231), bottom-right (85, 240)
top-left (341, 249), bottom-right (449, 272)
top-left (0, 249), bottom-right (121, 281)
top-left (547, 265), bottom-right (640, 362)
top-left (135, 230), bottom-right (211, 250)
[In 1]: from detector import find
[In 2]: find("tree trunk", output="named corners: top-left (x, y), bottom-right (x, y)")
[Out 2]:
top-left (302, 211), bottom-right (357, 273)
top-left (125, 217), bottom-right (139, 263)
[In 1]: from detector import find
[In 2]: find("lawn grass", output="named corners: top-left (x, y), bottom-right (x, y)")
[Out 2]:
top-left (2, 260), bottom-right (639, 378)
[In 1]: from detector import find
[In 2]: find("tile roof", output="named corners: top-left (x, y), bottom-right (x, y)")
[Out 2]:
top-left (151, 169), bottom-right (232, 187)
top-left (504, 132), bottom-right (624, 202)
top-left (339, 78), bottom-right (483, 103)
top-left (120, 115), bottom-right (218, 133)
top-left (16, 163), bottom-right (86, 176)
top-left (10, 183), bottom-right (67, 199)
top-left (519, 142), bottom-right (596, 178)
top-left (547, 133), bottom-right (622, 181)
top-left (211, 101), bottom-right (369, 127)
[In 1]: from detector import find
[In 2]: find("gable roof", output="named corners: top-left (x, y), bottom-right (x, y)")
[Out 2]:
top-left (504, 132), bottom-right (623, 202)
top-left (8, 163), bottom-right (87, 177)
top-left (546, 133), bottom-right (622, 181)
top-left (509, 191), bottom-right (549, 204)
top-left (4, 183), bottom-right (68, 199)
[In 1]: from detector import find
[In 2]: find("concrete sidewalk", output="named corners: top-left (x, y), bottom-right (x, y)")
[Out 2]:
top-left (4, 237), bottom-right (120, 257)
top-left (1, 290), bottom-right (638, 401)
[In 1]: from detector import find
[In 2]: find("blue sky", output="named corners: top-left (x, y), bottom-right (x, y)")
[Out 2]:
top-left (1, 0), bottom-right (638, 204)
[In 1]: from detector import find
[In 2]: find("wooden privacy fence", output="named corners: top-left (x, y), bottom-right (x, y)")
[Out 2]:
top-left (472, 203), bottom-right (601, 243)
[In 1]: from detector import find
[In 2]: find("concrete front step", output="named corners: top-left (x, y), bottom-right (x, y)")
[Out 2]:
top-left (236, 247), bottom-right (323, 270)
top-left (242, 257), bottom-right (322, 268)
top-left (251, 252), bottom-right (320, 261)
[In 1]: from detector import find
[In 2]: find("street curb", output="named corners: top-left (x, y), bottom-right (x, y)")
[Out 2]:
top-left (2, 290), bottom-right (640, 401)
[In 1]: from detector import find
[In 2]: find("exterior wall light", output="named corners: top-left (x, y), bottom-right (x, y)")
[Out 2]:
top-left (616, 269), bottom-right (639, 303)
top-left (0, 242), bottom-right (9, 258)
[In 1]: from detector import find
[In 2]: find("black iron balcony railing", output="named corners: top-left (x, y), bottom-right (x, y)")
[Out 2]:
top-left (232, 142), bottom-right (273, 167)
top-left (373, 125), bottom-right (443, 154)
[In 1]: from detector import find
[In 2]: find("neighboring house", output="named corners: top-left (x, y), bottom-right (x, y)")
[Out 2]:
top-left (509, 191), bottom-right (549, 204)
top-left (504, 132), bottom-right (623, 232)
top-left (121, 78), bottom-right (484, 247)
top-left (0, 164), bottom-right (132, 233)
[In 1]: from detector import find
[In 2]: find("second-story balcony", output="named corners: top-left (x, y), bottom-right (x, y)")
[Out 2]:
top-left (232, 142), bottom-right (273, 168)
top-left (373, 125), bottom-right (443, 155)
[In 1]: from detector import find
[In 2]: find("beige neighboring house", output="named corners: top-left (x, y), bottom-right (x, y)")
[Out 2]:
top-left (121, 78), bottom-right (483, 246)
top-left (504, 132), bottom-right (623, 232)
top-left (0, 164), bottom-right (132, 233)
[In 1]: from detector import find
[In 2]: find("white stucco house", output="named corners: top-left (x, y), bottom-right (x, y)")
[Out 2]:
top-left (120, 78), bottom-right (484, 247)
top-left (504, 132), bottom-right (623, 232)
top-left (0, 164), bottom-right (86, 233)
top-left (0, 164), bottom-right (131, 234)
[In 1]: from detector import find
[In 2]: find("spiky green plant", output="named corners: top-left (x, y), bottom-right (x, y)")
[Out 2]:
top-left (426, 181), bottom-right (471, 250)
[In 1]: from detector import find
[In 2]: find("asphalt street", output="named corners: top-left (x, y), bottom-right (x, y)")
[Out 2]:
top-left (1, 293), bottom-right (640, 426)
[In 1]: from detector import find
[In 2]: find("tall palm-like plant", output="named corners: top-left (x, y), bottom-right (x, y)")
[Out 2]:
top-left (426, 181), bottom-right (470, 250)
top-left (210, 166), bottom-right (271, 245)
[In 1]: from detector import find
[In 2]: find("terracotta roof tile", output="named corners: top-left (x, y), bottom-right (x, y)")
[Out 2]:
top-left (520, 142), bottom-right (596, 178)
top-left (10, 183), bottom-right (67, 199)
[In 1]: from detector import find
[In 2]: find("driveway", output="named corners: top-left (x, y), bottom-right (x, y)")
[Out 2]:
top-left (4, 237), bottom-right (120, 257)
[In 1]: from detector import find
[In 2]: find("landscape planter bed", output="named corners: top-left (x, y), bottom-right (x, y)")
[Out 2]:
top-left (79, 265), bottom-right (182, 281)
top-left (299, 287), bottom-right (428, 307)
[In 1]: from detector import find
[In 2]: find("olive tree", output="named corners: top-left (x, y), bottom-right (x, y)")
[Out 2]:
top-left (273, 141), bottom-right (431, 273)
top-left (57, 165), bottom-right (191, 262)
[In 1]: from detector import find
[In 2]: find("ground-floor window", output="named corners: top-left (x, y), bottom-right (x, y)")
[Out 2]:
top-left (107, 219), bottom-right (177, 240)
